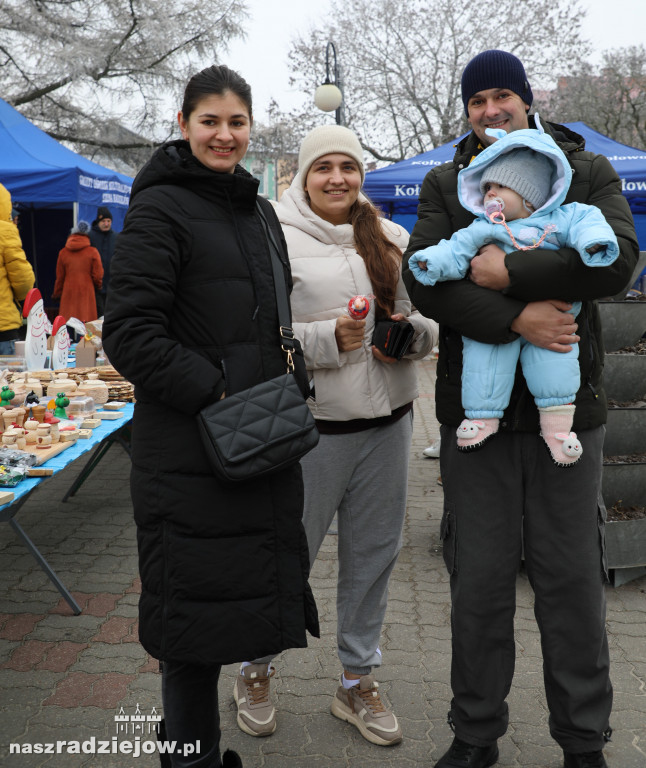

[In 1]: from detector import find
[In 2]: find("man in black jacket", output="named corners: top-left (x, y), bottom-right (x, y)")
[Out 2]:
top-left (403, 50), bottom-right (639, 768)
top-left (89, 206), bottom-right (117, 317)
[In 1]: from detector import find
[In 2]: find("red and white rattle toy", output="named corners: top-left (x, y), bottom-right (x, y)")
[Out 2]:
top-left (347, 295), bottom-right (370, 319)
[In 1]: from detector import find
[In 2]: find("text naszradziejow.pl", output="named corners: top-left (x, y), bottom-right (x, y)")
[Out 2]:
top-left (9, 736), bottom-right (199, 758)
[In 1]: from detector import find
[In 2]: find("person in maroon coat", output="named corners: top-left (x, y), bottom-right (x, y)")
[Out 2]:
top-left (53, 220), bottom-right (103, 321)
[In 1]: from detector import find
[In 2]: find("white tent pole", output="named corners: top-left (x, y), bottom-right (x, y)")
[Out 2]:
top-left (73, 202), bottom-right (78, 228)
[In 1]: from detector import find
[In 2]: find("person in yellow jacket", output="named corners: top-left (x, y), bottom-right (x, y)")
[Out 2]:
top-left (0, 184), bottom-right (35, 355)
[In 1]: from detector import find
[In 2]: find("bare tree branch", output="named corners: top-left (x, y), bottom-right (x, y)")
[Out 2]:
top-left (536, 45), bottom-right (646, 149)
top-left (0, 0), bottom-right (248, 172)
top-left (272, 0), bottom-right (589, 163)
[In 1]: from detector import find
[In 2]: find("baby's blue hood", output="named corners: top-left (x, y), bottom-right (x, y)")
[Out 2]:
top-left (458, 115), bottom-right (572, 218)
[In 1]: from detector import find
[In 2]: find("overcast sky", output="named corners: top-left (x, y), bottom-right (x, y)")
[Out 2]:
top-left (224, 0), bottom-right (646, 122)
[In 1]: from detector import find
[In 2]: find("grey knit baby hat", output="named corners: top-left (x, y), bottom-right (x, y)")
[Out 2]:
top-left (480, 148), bottom-right (554, 211)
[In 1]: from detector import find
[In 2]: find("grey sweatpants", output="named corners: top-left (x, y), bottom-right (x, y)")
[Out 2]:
top-left (301, 412), bottom-right (414, 675)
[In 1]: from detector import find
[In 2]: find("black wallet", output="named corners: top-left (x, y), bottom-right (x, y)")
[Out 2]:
top-left (371, 319), bottom-right (415, 360)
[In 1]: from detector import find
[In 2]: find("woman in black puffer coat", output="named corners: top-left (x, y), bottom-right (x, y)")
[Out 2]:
top-left (102, 65), bottom-right (319, 768)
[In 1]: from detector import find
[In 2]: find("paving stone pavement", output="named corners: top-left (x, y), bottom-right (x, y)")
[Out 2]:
top-left (0, 358), bottom-right (644, 768)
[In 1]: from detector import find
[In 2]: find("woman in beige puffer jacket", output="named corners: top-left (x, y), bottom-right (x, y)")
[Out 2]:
top-left (238, 126), bottom-right (438, 748)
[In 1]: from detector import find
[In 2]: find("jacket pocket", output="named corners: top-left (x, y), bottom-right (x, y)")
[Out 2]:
top-left (440, 506), bottom-right (457, 575)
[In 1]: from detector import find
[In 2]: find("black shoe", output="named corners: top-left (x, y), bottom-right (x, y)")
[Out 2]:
top-left (434, 737), bottom-right (499, 767)
top-left (563, 751), bottom-right (608, 768)
top-left (222, 750), bottom-right (243, 768)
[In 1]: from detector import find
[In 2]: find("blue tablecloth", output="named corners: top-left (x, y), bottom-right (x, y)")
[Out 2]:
top-left (0, 403), bottom-right (134, 511)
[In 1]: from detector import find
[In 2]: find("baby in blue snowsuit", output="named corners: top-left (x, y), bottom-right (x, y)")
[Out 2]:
top-left (408, 121), bottom-right (619, 466)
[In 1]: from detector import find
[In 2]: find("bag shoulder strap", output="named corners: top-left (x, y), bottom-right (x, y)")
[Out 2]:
top-left (255, 201), bottom-right (296, 373)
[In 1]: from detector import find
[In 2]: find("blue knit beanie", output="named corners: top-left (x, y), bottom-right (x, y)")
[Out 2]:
top-left (461, 50), bottom-right (533, 115)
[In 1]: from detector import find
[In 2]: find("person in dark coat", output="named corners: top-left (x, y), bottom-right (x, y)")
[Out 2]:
top-left (402, 50), bottom-right (639, 768)
top-left (102, 64), bottom-right (319, 768)
top-left (89, 206), bottom-right (117, 317)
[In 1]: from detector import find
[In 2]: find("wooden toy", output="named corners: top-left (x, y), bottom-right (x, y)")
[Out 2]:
top-left (94, 410), bottom-right (123, 420)
top-left (24, 419), bottom-right (39, 445)
top-left (59, 430), bottom-right (79, 442)
top-left (31, 405), bottom-right (47, 424)
top-left (53, 392), bottom-right (70, 419)
top-left (23, 289), bottom-right (50, 371)
top-left (50, 316), bottom-right (71, 371)
top-left (46, 372), bottom-right (77, 398)
top-left (1, 386), bottom-right (15, 408)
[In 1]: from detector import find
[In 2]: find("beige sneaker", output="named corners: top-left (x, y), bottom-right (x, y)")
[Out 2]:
top-left (233, 663), bottom-right (276, 737)
top-left (330, 674), bottom-right (402, 746)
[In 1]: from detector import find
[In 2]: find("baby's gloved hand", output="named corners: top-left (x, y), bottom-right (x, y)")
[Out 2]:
top-left (408, 252), bottom-right (435, 285)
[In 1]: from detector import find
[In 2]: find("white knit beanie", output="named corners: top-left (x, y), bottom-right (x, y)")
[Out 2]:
top-left (480, 148), bottom-right (553, 211)
top-left (298, 125), bottom-right (365, 182)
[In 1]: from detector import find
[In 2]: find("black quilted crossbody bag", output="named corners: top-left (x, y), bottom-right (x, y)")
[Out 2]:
top-left (197, 204), bottom-right (319, 483)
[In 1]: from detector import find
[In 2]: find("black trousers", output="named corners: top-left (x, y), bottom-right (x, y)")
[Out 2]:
top-left (162, 660), bottom-right (222, 767)
top-left (439, 424), bottom-right (612, 753)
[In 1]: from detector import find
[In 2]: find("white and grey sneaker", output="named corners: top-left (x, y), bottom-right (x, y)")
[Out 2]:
top-left (233, 663), bottom-right (276, 737)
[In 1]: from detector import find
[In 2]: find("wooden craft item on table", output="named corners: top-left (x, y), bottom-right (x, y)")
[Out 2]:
top-left (94, 410), bottom-right (123, 420)
top-left (2, 409), bottom-right (19, 431)
top-left (78, 373), bottom-right (109, 405)
top-left (46, 373), bottom-right (77, 398)
top-left (31, 405), bottom-right (47, 423)
top-left (25, 439), bottom-right (75, 465)
top-left (22, 289), bottom-right (49, 371)
top-left (26, 467), bottom-right (54, 477)
top-left (78, 429), bottom-right (92, 439)
top-left (81, 418), bottom-right (101, 429)
top-left (2, 428), bottom-right (21, 447)
top-left (103, 401), bottom-right (126, 410)
top-left (50, 316), bottom-right (71, 371)
top-left (25, 378), bottom-right (43, 398)
top-left (9, 375), bottom-right (27, 406)
top-left (0, 491), bottom-right (15, 506)
top-left (0, 386), bottom-right (15, 409)
top-left (58, 423), bottom-right (80, 442)
top-left (24, 418), bottom-right (39, 444)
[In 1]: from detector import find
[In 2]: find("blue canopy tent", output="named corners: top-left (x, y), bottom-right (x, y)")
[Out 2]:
top-left (364, 122), bottom-right (646, 253)
top-left (0, 97), bottom-right (132, 315)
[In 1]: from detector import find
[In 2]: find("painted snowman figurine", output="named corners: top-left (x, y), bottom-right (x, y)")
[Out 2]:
top-left (50, 316), bottom-right (71, 371)
top-left (23, 288), bottom-right (51, 371)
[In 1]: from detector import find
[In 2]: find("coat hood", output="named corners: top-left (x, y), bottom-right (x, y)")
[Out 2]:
top-left (0, 184), bottom-right (13, 223)
top-left (65, 233), bottom-right (92, 251)
top-left (458, 116), bottom-right (573, 218)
